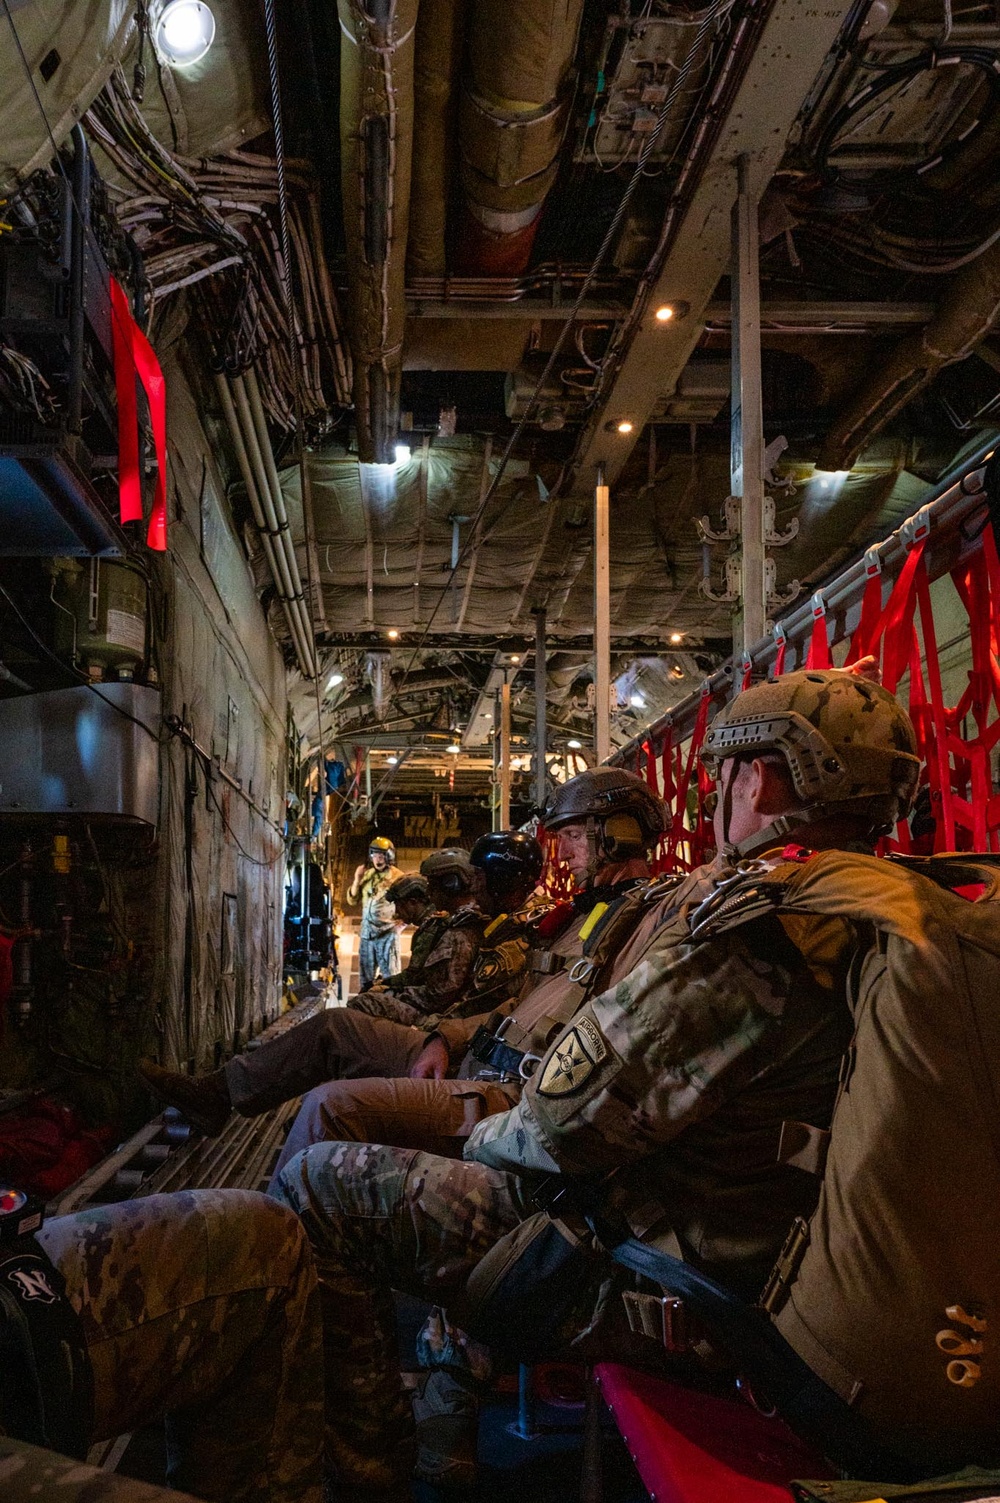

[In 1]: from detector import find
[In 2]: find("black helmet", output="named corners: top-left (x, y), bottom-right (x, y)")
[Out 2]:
top-left (470, 832), bottom-right (544, 900)
top-left (541, 767), bottom-right (666, 859)
top-left (386, 874), bottom-right (430, 906)
top-left (420, 848), bottom-right (476, 895)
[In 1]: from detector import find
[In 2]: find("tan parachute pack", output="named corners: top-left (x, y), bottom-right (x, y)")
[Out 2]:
top-left (742, 849), bottom-right (1000, 1475)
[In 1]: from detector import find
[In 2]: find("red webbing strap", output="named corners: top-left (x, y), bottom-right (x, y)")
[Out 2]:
top-left (805, 594), bottom-right (832, 669)
top-left (845, 552), bottom-right (882, 664)
top-left (914, 560), bottom-right (957, 850)
top-left (669, 688), bottom-right (711, 870)
top-left (660, 724), bottom-right (675, 809)
top-left (769, 625), bottom-right (787, 679)
top-left (643, 739), bottom-right (658, 794)
top-left (740, 653), bottom-right (753, 691)
top-left (110, 276), bottom-right (168, 551)
top-left (871, 537), bottom-right (927, 692)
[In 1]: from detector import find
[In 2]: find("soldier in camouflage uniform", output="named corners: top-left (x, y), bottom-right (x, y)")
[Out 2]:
top-left (34, 1189), bottom-right (323, 1503)
top-left (0, 1438), bottom-right (202, 1502)
top-left (271, 668), bottom-right (922, 1501)
top-left (347, 850), bottom-right (486, 1027)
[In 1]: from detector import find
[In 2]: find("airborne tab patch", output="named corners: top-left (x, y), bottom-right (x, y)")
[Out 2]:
top-left (537, 1016), bottom-right (608, 1097)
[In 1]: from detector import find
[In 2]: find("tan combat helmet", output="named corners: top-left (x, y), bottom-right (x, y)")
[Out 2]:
top-left (701, 667), bottom-right (921, 858)
top-left (541, 766), bottom-right (668, 881)
top-left (420, 847), bottom-right (477, 896)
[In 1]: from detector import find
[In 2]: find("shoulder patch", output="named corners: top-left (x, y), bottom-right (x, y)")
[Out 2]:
top-left (536, 1017), bottom-right (608, 1097)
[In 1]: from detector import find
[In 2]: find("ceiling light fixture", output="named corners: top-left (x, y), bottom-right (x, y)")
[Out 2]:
top-left (386, 629), bottom-right (399, 640)
top-left (630, 693), bottom-right (646, 708)
top-left (326, 671), bottom-right (344, 689)
top-left (669, 632), bottom-right (683, 645)
top-left (155, 0), bottom-right (216, 65)
top-left (387, 755), bottom-right (398, 765)
top-left (655, 304), bottom-right (675, 323)
top-left (616, 420), bottom-right (634, 435)
top-left (447, 743), bottom-right (461, 754)
top-left (394, 443), bottom-right (412, 466)
top-left (509, 654), bottom-right (521, 664)
top-left (567, 738), bottom-right (582, 750)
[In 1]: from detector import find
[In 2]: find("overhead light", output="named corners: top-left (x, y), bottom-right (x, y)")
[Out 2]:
top-left (670, 663), bottom-right (685, 680)
top-left (630, 693), bottom-right (646, 708)
top-left (509, 654), bottom-right (521, 664)
top-left (394, 443), bottom-right (412, 466)
top-left (447, 743), bottom-right (461, 754)
top-left (386, 629), bottom-right (399, 640)
top-left (655, 305), bottom-right (675, 323)
top-left (616, 420), bottom-right (634, 435)
top-left (567, 738), bottom-right (582, 750)
top-left (326, 671), bottom-right (344, 689)
top-left (155, 0), bottom-right (216, 65)
top-left (387, 755), bottom-right (398, 765)
top-left (669, 632), bottom-right (683, 645)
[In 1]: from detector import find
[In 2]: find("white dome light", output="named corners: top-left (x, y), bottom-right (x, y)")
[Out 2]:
top-left (630, 692), bottom-right (645, 708)
top-left (394, 444), bottom-right (412, 466)
top-left (567, 738), bottom-right (582, 750)
top-left (156, 1), bottom-right (216, 65)
top-left (327, 671), bottom-right (344, 689)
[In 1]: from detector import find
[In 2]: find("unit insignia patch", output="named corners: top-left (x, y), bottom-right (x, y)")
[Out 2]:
top-left (537, 1016), bottom-right (608, 1097)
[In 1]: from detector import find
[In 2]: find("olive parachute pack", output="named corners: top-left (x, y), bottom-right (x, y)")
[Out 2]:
top-left (461, 848), bottom-right (1000, 1483)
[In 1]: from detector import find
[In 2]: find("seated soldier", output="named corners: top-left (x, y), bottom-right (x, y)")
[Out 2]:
top-left (7, 1188), bottom-right (323, 1503)
top-left (137, 774), bottom-right (659, 1151)
top-left (269, 668), bottom-right (922, 1502)
top-left (347, 850), bottom-right (486, 1027)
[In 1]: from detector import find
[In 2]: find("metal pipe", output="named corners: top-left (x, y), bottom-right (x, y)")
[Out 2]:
top-left (533, 607), bottom-right (547, 809)
top-left (594, 466), bottom-right (611, 764)
top-left (234, 371), bottom-right (316, 672)
top-left (243, 368), bottom-right (315, 642)
top-left (68, 126), bottom-right (90, 436)
top-left (222, 375), bottom-right (311, 673)
top-left (217, 373), bottom-right (315, 677)
top-left (732, 154), bottom-right (766, 651)
top-left (499, 677), bottom-right (511, 831)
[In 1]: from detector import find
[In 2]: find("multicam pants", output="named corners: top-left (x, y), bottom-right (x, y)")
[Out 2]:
top-left (271, 1143), bottom-right (531, 1493)
top-left (0, 1437), bottom-right (202, 1502)
top-left (38, 1190), bottom-right (323, 1503)
top-left (359, 933), bottom-right (399, 991)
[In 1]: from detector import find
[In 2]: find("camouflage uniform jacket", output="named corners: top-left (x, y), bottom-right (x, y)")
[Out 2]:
top-left (419, 902), bottom-right (557, 1030)
top-left (466, 854), bottom-right (858, 1295)
top-left (348, 865), bottom-right (403, 938)
top-left (376, 902), bottom-right (486, 1017)
top-left (382, 910), bottom-right (450, 991)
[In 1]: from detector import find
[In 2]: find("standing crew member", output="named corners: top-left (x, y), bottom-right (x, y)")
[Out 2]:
top-left (348, 836), bottom-right (402, 989)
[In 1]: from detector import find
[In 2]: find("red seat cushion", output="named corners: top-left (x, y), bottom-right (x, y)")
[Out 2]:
top-left (595, 1362), bottom-right (835, 1503)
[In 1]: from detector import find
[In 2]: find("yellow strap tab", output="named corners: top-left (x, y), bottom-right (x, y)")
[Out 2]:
top-left (577, 901), bottom-right (609, 944)
top-left (483, 913), bottom-right (508, 939)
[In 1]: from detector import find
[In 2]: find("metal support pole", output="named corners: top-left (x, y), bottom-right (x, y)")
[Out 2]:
top-left (512, 1363), bottom-right (538, 1440)
top-left (533, 608), bottom-right (547, 808)
top-left (499, 677), bottom-right (512, 831)
top-left (594, 466), bottom-right (611, 764)
top-left (731, 154), bottom-right (766, 652)
top-left (364, 752), bottom-right (372, 809)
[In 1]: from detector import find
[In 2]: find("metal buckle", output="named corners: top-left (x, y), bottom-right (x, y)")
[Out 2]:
top-left (622, 1290), bottom-right (695, 1353)
top-left (518, 1052), bottom-right (542, 1081)
top-left (494, 1015), bottom-right (514, 1041)
top-left (568, 957), bottom-right (594, 985)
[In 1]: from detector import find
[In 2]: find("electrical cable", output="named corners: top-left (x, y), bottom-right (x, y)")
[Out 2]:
top-left (810, 47), bottom-right (1000, 192)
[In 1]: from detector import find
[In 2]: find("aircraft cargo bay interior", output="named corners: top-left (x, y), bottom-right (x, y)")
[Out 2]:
top-left (1, 2), bottom-right (1000, 1501)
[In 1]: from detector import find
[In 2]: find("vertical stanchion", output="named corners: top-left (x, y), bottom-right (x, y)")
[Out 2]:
top-left (534, 607), bottom-right (547, 809)
top-left (500, 677), bottom-right (512, 831)
top-left (594, 466), bottom-right (611, 763)
top-left (731, 153), bottom-right (766, 652)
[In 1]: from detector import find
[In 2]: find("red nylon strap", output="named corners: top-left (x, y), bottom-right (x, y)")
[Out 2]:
top-left (110, 276), bottom-right (168, 551)
top-left (669, 689), bottom-right (712, 870)
top-left (643, 739), bottom-right (658, 794)
top-left (914, 559), bottom-right (956, 850)
top-left (846, 555), bottom-right (882, 664)
top-left (773, 636), bottom-right (786, 677)
top-left (805, 595), bottom-right (832, 669)
top-left (864, 537), bottom-right (926, 692)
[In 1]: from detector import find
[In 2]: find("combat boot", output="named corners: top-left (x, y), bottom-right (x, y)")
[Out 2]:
top-left (138, 1059), bottom-right (232, 1136)
top-left (411, 1368), bottom-right (479, 1489)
